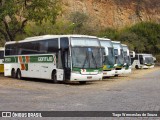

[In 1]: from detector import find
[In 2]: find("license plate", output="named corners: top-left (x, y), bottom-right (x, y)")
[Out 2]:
top-left (115, 71), bottom-right (118, 73)
top-left (87, 76), bottom-right (92, 79)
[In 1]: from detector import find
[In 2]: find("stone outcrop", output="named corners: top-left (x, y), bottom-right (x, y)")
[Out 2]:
top-left (60, 0), bottom-right (160, 28)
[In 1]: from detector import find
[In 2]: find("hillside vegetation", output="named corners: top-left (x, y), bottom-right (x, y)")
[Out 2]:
top-left (0, 0), bottom-right (159, 61)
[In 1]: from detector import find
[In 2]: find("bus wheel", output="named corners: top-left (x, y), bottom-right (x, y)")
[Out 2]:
top-left (135, 65), bottom-right (139, 69)
top-left (79, 81), bottom-right (86, 84)
top-left (16, 69), bottom-right (22, 80)
top-left (52, 71), bottom-right (58, 83)
top-left (11, 69), bottom-right (16, 78)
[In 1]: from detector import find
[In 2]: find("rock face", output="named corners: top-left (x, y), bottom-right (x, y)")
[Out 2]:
top-left (61, 0), bottom-right (160, 28)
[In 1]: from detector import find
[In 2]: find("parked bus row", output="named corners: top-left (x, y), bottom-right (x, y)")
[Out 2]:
top-left (0, 35), bottom-right (155, 84)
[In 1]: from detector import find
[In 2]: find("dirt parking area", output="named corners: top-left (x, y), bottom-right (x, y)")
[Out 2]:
top-left (0, 67), bottom-right (160, 91)
top-left (0, 66), bottom-right (160, 119)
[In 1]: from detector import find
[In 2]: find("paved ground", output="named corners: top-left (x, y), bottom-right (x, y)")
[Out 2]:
top-left (0, 67), bottom-right (160, 119)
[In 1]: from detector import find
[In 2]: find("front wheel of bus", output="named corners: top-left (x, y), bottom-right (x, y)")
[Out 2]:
top-left (52, 71), bottom-right (58, 83)
top-left (135, 65), bottom-right (139, 69)
top-left (17, 69), bottom-right (22, 80)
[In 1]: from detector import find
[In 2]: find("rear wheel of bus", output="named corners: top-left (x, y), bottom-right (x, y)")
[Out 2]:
top-left (11, 69), bottom-right (16, 78)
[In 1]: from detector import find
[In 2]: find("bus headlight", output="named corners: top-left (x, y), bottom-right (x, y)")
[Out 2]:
top-left (114, 64), bottom-right (117, 67)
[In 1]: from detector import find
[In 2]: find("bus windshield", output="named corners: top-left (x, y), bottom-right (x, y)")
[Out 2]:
top-left (124, 51), bottom-right (131, 65)
top-left (117, 49), bottom-right (124, 65)
top-left (144, 57), bottom-right (154, 64)
top-left (72, 47), bottom-right (102, 69)
top-left (103, 48), bottom-right (115, 65)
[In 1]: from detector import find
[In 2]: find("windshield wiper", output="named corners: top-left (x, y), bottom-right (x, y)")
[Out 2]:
top-left (82, 49), bottom-right (89, 69)
top-left (91, 50), bottom-right (98, 68)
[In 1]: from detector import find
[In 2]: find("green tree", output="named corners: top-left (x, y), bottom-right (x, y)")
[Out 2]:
top-left (69, 11), bottom-right (88, 34)
top-left (97, 28), bottom-right (118, 40)
top-left (0, 0), bottom-right (60, 42)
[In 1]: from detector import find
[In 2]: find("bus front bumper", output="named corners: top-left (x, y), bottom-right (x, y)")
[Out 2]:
top-left (123, 68), bottom-right (132, 74)
top-left (70, 73), bottom-right (103, 81)
top-left (102, 70), bottom-right (115, 77)
top-left (115, 68), bottom-right (124, 75)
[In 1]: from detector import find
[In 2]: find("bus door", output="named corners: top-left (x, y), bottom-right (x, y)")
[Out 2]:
top-left (60, 38), bottom-right (71, 81)
top-left (139, 55), bottom-right (144, 65)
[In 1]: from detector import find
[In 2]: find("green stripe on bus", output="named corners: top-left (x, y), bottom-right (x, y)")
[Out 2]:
top-left (4, 57), bottom-right (18, 63)
top-left (4, 55), bottom-right (55, 63)
top-left (30, 55), bottom-right (55, 63)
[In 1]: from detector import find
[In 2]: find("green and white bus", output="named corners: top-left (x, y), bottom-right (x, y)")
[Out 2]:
top-left (4, 35), bottom-right (103, 84)
top-left (122, 44), bottom-right (132, 74)
top-left (131, 53), bottom-right (154, 69)
top-left (99, 38), bottom-right (115, 77)
top-left (0, 47), bottom-right (4, 73)
top-left (112, 41), bottom-right (125, 76)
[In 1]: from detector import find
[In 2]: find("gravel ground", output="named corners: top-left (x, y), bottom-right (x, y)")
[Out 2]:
top-left (0, 67), bottom-right (160, 120)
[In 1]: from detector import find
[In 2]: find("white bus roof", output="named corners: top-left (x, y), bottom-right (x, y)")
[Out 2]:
top-left (122, 44), bottom-right (127, 47)
top-left (5, 35), bottom-right (98, 45)
top-left (111, 41), bottom-right (121, 44)
top-left (98, 38), bottom-right (111, 41)
top-left (136, 53), bottom-right (153, 56)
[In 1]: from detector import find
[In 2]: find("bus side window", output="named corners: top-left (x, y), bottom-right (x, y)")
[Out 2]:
top-left (48, 38), bottom-right (58, 53)
top-left (60, 37), bottom-right (69, 49)
top-left (135, 55), bottom-right (138, 60)
top-left (139, 55), bottom-right (143, 64)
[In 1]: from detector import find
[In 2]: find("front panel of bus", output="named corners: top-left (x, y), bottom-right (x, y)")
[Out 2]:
top-left (112, 43), bottom-right (124, 75)
top-left (70, 37), bottom-right (103, 81)
top-left (143, 56), bottom-right (154, 68)
top-left (100, 40), bottom-right (115, 77)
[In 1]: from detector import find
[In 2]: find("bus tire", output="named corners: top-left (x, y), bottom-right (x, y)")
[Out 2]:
top-left (79, 81), bottom-right (86, 84)
top-left (16, 69), bottom-right (22, 80)
top-left (52, 70), bottom-right (58, 83)
top-left (11, 69), bottom-right (16, 78)
top-left (135, 65), bottom-right (139, 69)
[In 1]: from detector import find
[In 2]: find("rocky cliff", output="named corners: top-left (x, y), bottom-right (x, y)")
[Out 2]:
top-left (60, 0), bottom-right (160, 28)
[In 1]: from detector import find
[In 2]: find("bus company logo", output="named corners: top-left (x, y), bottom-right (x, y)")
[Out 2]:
top-left (38, 57), bottom-right (53, 62)
top-left (2, 112), bottom-right (11, 117)
top-left (18, 56), bottom-right (29, 71)
top-left (5, 58), bottom-right (11, 62)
